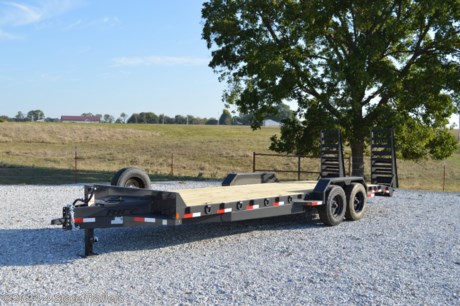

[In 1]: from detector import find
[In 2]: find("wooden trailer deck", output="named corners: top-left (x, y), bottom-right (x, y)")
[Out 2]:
top-left (174, 181), bottom-right (318, 207)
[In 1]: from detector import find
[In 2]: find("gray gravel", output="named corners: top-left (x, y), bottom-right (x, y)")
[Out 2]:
top-left (0, 182), bottom-right (459, 305)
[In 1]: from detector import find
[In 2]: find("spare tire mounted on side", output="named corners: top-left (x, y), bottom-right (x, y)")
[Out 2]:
top-left (111, 167), bottom-right (151, 189)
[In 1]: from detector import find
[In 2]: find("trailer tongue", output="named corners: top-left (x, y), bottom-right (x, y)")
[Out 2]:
top-left (52, 129), bottom-right (398, 257)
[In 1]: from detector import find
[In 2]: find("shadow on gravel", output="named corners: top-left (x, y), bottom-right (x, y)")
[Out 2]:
top-left (97, 214), bottom-right (323, 254)
top-left (0, 214), bottom-right (323, 266)
top-left (0, 228), bottom-right (84, 266)
top-left (0, 164), bottom-right (215, 185)
top-left (0, 165), bottom-right (113, 185)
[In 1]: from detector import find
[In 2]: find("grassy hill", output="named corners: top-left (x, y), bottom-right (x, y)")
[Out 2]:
top-left (0, 122), bottom-right (458, 191)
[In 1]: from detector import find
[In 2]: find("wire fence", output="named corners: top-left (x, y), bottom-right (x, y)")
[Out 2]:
top-left (0, 148), bottom-right (459, 192)
top-left (252, 152), bottom-right (459, 192)
top-left (252, 152), bottom-right (355, 180)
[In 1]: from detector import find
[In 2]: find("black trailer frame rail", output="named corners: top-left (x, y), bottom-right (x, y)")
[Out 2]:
top-left (53, 176), bottom-right (375, 257)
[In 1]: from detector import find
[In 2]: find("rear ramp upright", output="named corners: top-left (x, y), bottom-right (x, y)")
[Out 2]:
top-left (320, 130), bottom-right (345, 178)
top-left (370, 129), bottom-right (398, 194)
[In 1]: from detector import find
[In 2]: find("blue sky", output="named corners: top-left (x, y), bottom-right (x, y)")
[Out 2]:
top-left (0, 0), bottom-right (226, 119)
top-left (0, 0), bottom-right (458, 126)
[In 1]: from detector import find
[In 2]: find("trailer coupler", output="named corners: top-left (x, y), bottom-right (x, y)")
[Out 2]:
top-left (51, 203), bottom-right (99, 257)
top-left (51, 218), bottom-right (65, 225)
top-left (51, 203), bottom-right (79, 230)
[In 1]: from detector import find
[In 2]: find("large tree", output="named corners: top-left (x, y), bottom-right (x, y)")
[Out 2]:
top-left (15, 111), bottom-right (25, 121)
top-left (202, 0), bottom-right (460, 176)
top-left (26, 110), bottom-right (45, 121)
top-left (103, 114), bottom-right (115, 123)
top-left (219, 109), bottom-right (233, 125)
top-left (127, 112), bottom-right (159, 124)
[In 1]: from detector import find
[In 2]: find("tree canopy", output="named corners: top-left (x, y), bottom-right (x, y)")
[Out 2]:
top-left (202, 0), bottom-right (460, 175)
top-left (26, 110), bottom-right (45, 121)
top-left (127, 112), bottom-right (159, 124)
top-left (219, 109), bottom-right (233, 125)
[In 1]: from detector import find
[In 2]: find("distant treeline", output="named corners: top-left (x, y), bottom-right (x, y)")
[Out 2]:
top-left (1, 104), bottom-right (294, 125)
top-left (0, 110), bottom-right (55, 123)
top-left (127, 110), bottom-right (244, 125)
top-left (128, 112), bottom-right (220, 125)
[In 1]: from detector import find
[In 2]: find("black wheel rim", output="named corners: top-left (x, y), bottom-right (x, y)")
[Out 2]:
top-left (353, 192), bottom-right (365, 213)
top-left (125, 178), bottom-right (142, 188)
top-left (330, 195), bottom-right (344, 217)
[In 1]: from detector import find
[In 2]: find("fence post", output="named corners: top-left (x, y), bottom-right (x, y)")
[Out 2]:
top-left (297, 155), bottom-right (301, 181)
top-left (442, 163), bottom-right (446, 192)
top-left (253, 152), bottom-right (256, 172)
top-left (74, 147), bottom-right (78, 184)
top-left (170, 154), bottom-right (174, 176)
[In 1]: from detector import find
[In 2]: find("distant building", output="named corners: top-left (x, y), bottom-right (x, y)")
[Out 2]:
top-left (263, 119), bottom-right (281, 127)
top-left (60, 115), bottom-right (101, 123)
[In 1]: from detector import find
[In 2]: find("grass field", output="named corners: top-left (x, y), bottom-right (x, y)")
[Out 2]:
top-left (0, 122), bottom-right (458, 191)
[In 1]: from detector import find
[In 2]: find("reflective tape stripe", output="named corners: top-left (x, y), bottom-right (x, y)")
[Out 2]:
top-left (217, 208), bottom-right (232, 214)
top-left (74, 217), bottom-right (95, 223)
top-left (183, 212), bottom-right (202, 219)
top-left (246, 204), bottom-right (259, 210)
top-left (305, 201), bottom-right (322, 206)
top-left (111, 217), bottom-right (123, 225)
top-left (273, 201), bottom-right (285, 206)
top-left (133, 217), bottom-right (157, 223)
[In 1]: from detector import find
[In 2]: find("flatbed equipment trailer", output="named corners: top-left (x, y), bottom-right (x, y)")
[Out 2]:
top-left (52, 129), bottom-right (398, 256)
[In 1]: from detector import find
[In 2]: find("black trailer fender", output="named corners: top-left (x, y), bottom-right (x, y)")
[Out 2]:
top-left (309, 176), bottom-right (366, 204)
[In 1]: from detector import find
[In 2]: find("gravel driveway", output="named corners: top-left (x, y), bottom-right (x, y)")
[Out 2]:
top-left (0, 183), bottom-right (458, 305)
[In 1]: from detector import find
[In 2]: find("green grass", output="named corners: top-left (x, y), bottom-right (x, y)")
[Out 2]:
top-left (0, 122), bottom-right (279, 184)
top-left (0, 122), bottom-right (458, 191)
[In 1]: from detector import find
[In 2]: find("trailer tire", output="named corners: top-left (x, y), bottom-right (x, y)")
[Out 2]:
top-left (318, 185), bottom-right (346, 226)
top-left (111, 167), bottom-right (151, 189)
top-left (344, 183), bottom-right (367, 221)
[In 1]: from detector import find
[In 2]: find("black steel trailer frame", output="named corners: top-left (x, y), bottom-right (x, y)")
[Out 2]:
top-left (51, 129), bottom-right (398, 257)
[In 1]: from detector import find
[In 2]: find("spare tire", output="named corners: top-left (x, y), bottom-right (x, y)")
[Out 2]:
top-left (110, 167), bottom-right (151, 189)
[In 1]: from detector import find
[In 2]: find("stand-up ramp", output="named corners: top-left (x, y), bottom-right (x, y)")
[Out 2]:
top-left (370, 129), bottom-right (398, 188)
top-left (320, 130), bottom-right (345, 178)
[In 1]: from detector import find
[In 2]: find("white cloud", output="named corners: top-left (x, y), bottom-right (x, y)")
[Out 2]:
top-left (0, 28), bottom-right (21, 40)
top-left (85, 16), bottom-right (120, 29)
top-left (62, 18), bottom-right (82, 31)
top-left (100, 16), bottom-right (119, 27)
top-left (2, 2), bottom-right (42, 25)
top-left (62, 16), bottom-right (120, 31)
top-left (112, 56), bottom-right (210, 67)
top-left (0, 0), bottom-right (82, 27)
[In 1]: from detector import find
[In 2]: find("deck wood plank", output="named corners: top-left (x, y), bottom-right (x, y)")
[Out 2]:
top-left (175, 181), bottom-right (318, 206)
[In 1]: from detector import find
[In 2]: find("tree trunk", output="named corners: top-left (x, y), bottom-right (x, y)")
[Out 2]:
top-left (351, 140), bottom-right (365, 177)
